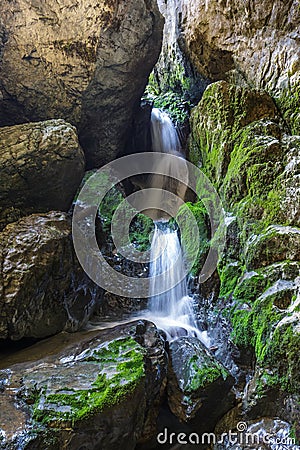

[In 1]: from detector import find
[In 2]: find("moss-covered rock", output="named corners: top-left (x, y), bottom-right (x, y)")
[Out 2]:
top-left (189, 81), bottom-right (278, 186)
top-left (245, 225), bottom-right (300, 270)
top-left (231, 281), bottom-right (299, 391)
top-left (189, 80), bottom-right (300, 400)
top-left (0, 320), bottom-right (168, 449)
top-left (275, 82), bottom-right (300, 135)
top-left (167, 337), bottom-right (233, 422)
top-left (176, 201), bottom-right (209, 276)
top-left (31, 337), bottom-right (146, 425)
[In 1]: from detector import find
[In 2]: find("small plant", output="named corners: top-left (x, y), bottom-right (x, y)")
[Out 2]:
top-left (143, 65), bottom-right (192, 126)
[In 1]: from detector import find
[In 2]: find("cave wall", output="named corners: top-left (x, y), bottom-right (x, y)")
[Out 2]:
top-left (155, 0), bottom-right (300, 133)
top-left (0, 0), bottom-right (164, 168)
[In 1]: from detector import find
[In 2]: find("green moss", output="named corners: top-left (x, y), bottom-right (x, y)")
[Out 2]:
top-left (218, 262), bottom-right (243, 298)
top-left (185, 355), bottom-right (228, 392)
top-left (176, 201), bottom-right (210, 276)
top-left (231, 295), bottom-right (283, 358)
top-left (189, 81), bottom-right (277, 185)
top-left (275, 83), bottom-right (300, 135)
top-left (221, 121), bottom-right (283, 212)
top-left (32, 337), bottom-right (145, 426)
top-left (146, 63), bottom-right (191, 97)
top-left (254, 370), bottom-right (282, 397)
top-left (233, 272), bottom-right (269, 304)
top-left (263, 321), bottom-right (300, 392)
top-left (144, 90), bottom-right (191, 126)
top-left (231, 290), bottom-right (300, 392)
top-left (144, 63), bottom-right (192, 126)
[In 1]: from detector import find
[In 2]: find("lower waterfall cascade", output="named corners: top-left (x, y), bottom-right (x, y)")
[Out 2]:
top-left (147, 220), bottom-right (209, 344)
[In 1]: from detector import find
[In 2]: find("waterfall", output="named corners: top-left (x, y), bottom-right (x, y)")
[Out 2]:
top-left (145, 108), bottom-right (209, 345)
top-left (150, 108), bottom-right (181, 153)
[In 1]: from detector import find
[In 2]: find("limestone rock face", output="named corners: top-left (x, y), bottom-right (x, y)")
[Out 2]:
top-left (0, 320), bottom-right (167, 450)
top-left (178, 0), bottom-right (299, 88)
top-left (0, 119), bottom-right (85, 230)
top-left (190, 80), bottom-right (300, 403)
top-left (157, 0), bottom-right (300, 133)
top-left (190, 81), bottom-right (300, 229)
top-left (0, 0), bottom-right (164, 167)
top-left (0, 212), bottom-right (99, 340)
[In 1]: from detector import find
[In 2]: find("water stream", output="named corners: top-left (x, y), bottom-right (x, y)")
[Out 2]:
top-left (143, 108), bottom-right (209, 345)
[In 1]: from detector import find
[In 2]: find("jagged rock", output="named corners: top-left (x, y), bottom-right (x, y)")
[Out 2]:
top-left (231, 279), bottom-right (300, 393)
top-left (245, 225), bottom-right (300, 270)
top-left (167, 337), bottom-right (234, 423)
top-left (0, 0), bottom-right (164, 168)
top-left (0, 320), bottom-right (167, 449)
top-left (0, 212), bottom-right (99, 340)
top-left (0, 119), bottom-right (85, 230)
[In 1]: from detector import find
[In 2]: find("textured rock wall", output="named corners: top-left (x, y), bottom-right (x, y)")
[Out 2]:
top-left (0, 0), bottom-right (164, 167)
top-left (156, 0), bottom-right (300, 132)
top-left (190, 81), bottom-right (300, 416)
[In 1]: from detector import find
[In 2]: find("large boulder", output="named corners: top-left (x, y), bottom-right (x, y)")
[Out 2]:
top-left (0, 320), bottom-right (167, 450)
top-left (0, 0), bottom-right (164, 168)
top-left (0, 119), bottom-right (85, 230)
top-left (0, 211), bottom-right (99, 340)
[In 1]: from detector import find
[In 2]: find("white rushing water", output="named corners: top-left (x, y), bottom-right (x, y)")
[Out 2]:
top-left (144, 108), bottom-right (209, 345)
top-left (150, 108), bottom-right (181, 153)
top-left (147, 221), bottom-right (209, 344)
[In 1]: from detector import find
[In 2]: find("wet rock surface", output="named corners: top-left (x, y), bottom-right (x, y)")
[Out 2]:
top-left (0, 212), bottom-right (99, 340)
top-left (0, 320), bottom-right (167, 450)
top-left (167, 337), bottom-right (235, 423)
top-left (0, 119), bottom-right (85, 230)
top-left (213, 417), bottom-right (299, 450)
top-left (0, 0), bottom-right (164, 168)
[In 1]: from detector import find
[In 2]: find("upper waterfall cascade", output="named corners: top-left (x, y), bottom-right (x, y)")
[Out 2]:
top-left (150, 107), bottom-right (181, 153)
